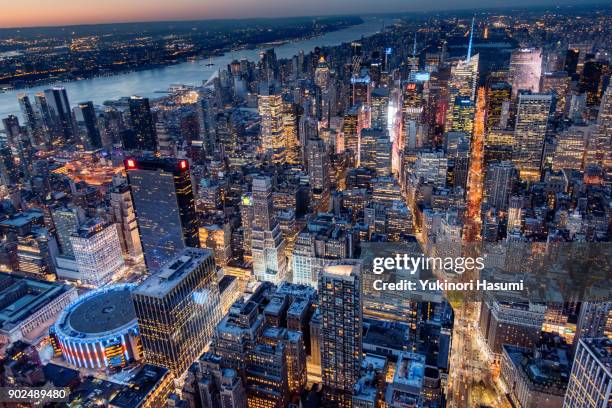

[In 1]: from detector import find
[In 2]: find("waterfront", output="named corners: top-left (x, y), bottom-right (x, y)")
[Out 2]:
top-left (0, 17), bottom-right (391, 118)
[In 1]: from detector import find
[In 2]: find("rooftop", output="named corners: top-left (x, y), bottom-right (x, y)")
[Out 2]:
top-left (134, 248), bottom-right (213, 298)
top-left (0, 273), bottom-right (76, 335)
top-left (109, 364), bottom-right (170, 408)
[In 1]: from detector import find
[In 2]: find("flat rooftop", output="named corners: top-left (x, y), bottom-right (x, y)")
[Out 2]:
top-left (0, 273), bottom-right (75, 334)
top-left (134, 248), bottom-right (212, 298)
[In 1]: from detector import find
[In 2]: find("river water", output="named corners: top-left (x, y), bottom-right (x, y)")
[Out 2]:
top-left (0, 17), bottom-right (391, 119)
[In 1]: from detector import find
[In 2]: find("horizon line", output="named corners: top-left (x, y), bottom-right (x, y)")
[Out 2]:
top-left (0, 2), bottom-right (609, 31)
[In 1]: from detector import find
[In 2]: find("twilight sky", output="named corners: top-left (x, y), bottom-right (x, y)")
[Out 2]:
top-left (1, 0), bottom-right (603, 28)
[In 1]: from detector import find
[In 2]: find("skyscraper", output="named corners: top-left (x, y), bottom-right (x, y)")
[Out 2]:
top-left (563, 337), bottom-right (612, 408)
top-left (484, 161), bottom-right (516, 211)
top-left (132, 248), bottom-right (221, 376)
top-left (73, 101), bottom-right (102, 149)
top-left (485, 81), bottom-right (512, 131)
top-left (70, 219), bottom-right (125, 286)
top-left (585, 83), bottom-right (612, 170)
top-left (509, 48), bottom-right (543, 97)
top-left (319, 261), bottom-right (363, 407)
top-left (251, 176), bottom-right (288, 284)
top-left (258, 89), bottom-right (285, 164)
top-left (370, 88), bottom-right (390, 130)
top-left (127, 96), bottom-right (157, 151)
top-left (110, 183), bottom-right (143, 260)
top-left (124, 156), bottom-right (199, 270)
top-left (245, 343), bottom-right (289, 407)
top-left (43, 87), bottom-right (75, 146)
top-left (513, 92), bottom-right (553, 181)
top-left (449, 96), bottom-right (475, 133)
top-left (307, 136), bottom-right (331, 210)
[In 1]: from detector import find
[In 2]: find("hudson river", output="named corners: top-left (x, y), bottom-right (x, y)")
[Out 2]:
top-left (0, 17), bottom-right (391, 119)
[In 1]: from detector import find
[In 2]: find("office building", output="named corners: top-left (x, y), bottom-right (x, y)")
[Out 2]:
top-left (563, 338), bottom-right (611, 408)
top-left (258, 91), bottom-right (285, 164)
top-left (127, 96), bottom-right (157, 151)
top-left (245, 343), bottom-right (289, 407)
top-left (124, 156), bottom-right (199, 270)
top-left (370, 88), bottom-right (390, 130)
top-left (385, 352), bottom-right (425, 408)
top-left (74, 101), bottom-right (102, 149)
top-left (70, 219), bottom-right (125, 286)
top-left (501, 341), bottom-right (570, 408)
top-left (513, 92), bottom-right (553, 181)
top-left (132, 248), bottom-right (221, 376)
top-left (43, 87), bottom-right (75, 146)
top-left (484, 161), bottom-right (516, 211)
top-left (509, 48), bottom-right (543, 97)
top-left (319, 261), bottom-right (363, 407)
top-left (251, 176), bottom-right (287, 284)
top-left (109, 184), bottom-right (143, 260)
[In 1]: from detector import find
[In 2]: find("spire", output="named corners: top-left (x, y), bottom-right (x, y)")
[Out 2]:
top-left (413, 33), bottom-right (417, 56)
top-left (467, 17), bottom-right (475, 62)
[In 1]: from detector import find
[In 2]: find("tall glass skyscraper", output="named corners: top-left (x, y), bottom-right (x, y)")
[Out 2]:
top-left (318, 260), bottom-right (363, 407)
top-left (131, 248), bottom-right (221, 376)
top-left (127, 96), bottom-right (157, 151)
top-left (124, 156), bottom-right (199, 270)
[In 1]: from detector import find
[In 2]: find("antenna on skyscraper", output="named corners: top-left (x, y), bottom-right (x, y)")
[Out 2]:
top-left (467, 17), bottom-right (475, 62)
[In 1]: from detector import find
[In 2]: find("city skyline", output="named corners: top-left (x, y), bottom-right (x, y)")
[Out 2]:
top-left (0, 2), bottom-right (610, 407)
top-left (0, 0), bottom-right (608, 28)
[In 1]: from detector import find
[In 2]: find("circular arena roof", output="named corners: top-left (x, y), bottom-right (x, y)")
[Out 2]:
top-left (55, 284), bottom-right (137, 339)
top-left (68, 287), bottom-right (136, 334)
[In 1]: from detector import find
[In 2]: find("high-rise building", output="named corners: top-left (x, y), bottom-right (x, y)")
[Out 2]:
top-left (245, 343), bottom-right (288, 407)
top-left (553, 124), bottom-right (590, 171)
top-left (251, 176), bottom-right (287, 284)
top-left (484, 161), bottom-right (516, 211)
top-left (258, 90), bottom-right (285, 164)
top-left (370, 88), bottom-right (390, 130)
top-left (479, 292), bottom-right (546, 358)
top-left (70, 219), bottom-right (125, 286)
top-left (307, 136), bottom-right (331, 210)
top-left (124, 157), bottom-right (199, 270)
top-left (17, 93), bottom-right (43, 147)
top-left (485, 81), bottom-right (512, 131)
top-left (342, 105), bottom-right (360, 156)
top-left (51, 206), bottom-right (84, 258)
top-left (449, 96), bottom-right (475, 133)
top-left (574, 302), bottom-right (612, 342)
top-left (132, 248), bottom-right (221, 376)
top-left (540, 71), bottom-right (570, 115)
top-left (513, 92), bottom-right (553, 181)
top-left (43, 87), bottom-right (75, 146)
top-left (585, 83), bottom-right (612, 170)
top-left (509, 48), bottom-right (543, 97)
top-left (319, 261), bottom-right (363, 407)
top-left (563, 337), bottom-right (612, 408)
top-left (73, 101), bottom-right (102, 149)
top-left (385, 352), bottom-right (426, 408)
top-left (109, 184), bottom-right (143, 260)
top-left (127, 96), bottom-right (157, 151)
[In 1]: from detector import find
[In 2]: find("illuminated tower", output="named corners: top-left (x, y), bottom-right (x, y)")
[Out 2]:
top-left (251, 176), bottom-right (287, 284)
top-left (371, 88), bottom-right (390, 130)
top-left (563, 338), bottom-right (612, 408)
top-left (258, 90), bottom-right (285, 164)
top-left (307, 137), bottom-right (331, 210)
top-left (70, 219), bottom-right (125, 286)
top-left (127, 96), bottom-right (157, 151)
top-left (512, 92), bottom-right (553, 181)
top-left (74, 101), bottom-right (102, 149)
top-left (508, 48), bottom-right (543, 98)
top-left (342, 105), bottom-right (360, 157)
top-left (124, 157), bottom-right (199, 270)
top-left (315, 56), bottom-right (331, 90)
top-left (485, 81), bottom-right (512, 131)
top-left (319, 261), bottom-right (363, 408)
top-left (446, 21), bottom-right (479, 131)
top-left (44, 87), bottom-right (75, 146)
top-left (132, 248), bottom-right (221, 376)
top-left (585, 83), bottom-right (612, 170)
top-left (449, 96), bottom-right (475, 134)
